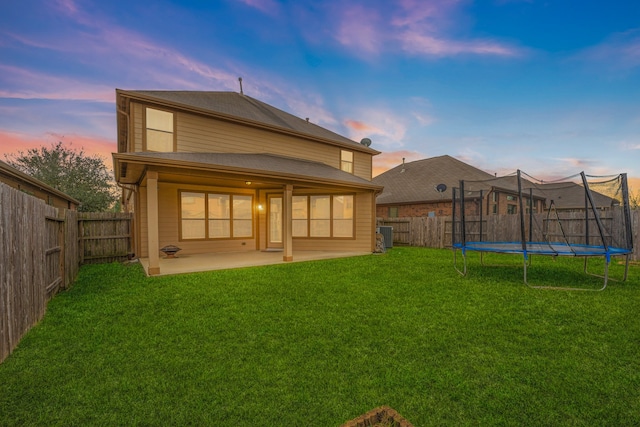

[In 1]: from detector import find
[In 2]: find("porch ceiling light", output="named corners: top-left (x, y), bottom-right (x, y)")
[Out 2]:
top-left (245, 181), bottom-right (252, 185)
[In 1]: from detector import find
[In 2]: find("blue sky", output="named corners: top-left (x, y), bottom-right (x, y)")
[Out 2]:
top-left (1, 0), bottom-right (639, 187)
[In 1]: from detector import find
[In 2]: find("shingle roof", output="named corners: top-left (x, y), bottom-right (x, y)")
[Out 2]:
top-left (118, 90), bottom-right (378, 153)
top-left (114, 152), bottom-right (382, 190)
top-left (538, 182), bottom-right (616, 209)
top-left (373, 155), bottom-right (494, 204)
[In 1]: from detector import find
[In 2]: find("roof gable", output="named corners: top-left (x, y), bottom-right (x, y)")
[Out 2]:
top-left (117, 90), bottom-right (378, 154)
top-left (373, 155), bottom-right (494, 204)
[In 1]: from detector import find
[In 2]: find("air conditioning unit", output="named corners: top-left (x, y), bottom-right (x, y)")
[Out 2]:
top-left (378, 226), bottom-right (393, 249)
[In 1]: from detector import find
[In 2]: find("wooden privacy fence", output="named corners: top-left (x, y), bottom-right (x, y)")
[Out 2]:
top-left (79, 212), bottom-right (133, 264)
top-left (1, 183), bottom-right (132, 363)
top-left (379, 209), bottom-right (639, 261)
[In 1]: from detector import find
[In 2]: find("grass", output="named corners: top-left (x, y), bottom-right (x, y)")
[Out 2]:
top-left (1, 247), bottom-right (639, 426)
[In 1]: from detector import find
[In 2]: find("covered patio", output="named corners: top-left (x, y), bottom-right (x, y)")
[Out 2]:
top-left (138, 250), bottom-right (372, 276)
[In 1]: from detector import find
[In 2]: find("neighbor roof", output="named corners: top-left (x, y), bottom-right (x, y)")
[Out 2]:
top-left (116, 90), bottom-right (379, 154)
top-left (0, 159), bottom-right (80, 205)
top-left (113, 152), bottom-right (383, 191)
top-left (373, 155), bottom-right (495, 205)
top-left (539, 182), bottom-right (617, 209)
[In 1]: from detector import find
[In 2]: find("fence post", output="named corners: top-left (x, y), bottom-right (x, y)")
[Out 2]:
top-left (58, 209), bottom-right (65, 290)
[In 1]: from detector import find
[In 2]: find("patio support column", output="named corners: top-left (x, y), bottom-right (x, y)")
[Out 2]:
top-left (283, 184), bottom-right (293, 262)
top-left (147, 171), bottom-right (160, 275)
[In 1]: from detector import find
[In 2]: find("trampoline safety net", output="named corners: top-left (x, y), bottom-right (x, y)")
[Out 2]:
top-left (451, 170), bottom-right (633, 289)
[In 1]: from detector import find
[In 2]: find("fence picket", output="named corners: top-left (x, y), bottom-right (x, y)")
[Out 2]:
top-left (379, 209), bottom-right (639, 261)
top-left (0, 183), bottom-right (132, 363)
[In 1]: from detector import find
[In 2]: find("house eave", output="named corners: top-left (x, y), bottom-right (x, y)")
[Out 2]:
top-left (113, 153), bottom-right (383, 192)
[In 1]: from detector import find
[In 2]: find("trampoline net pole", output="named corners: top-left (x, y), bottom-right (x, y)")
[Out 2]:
top-left (580, 172), bottom-right (609, 253)
top-left (621, 173), bottom-right (634, 252)
top-left (516, 170), bottom-right (527, 256)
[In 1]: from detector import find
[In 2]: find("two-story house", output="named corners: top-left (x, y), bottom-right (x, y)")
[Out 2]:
top-left (112, 90), bottom-right (383, 275)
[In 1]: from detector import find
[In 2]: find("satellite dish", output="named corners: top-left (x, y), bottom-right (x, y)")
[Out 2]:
top-left (360, 137), bottom-right (372, 147)
top-left (436, 183), bottom-right (447, 193)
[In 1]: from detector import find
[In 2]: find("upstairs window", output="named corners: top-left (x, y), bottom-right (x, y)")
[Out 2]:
top-left (146, 107), bottom-right (174, 152)
top-left (341, 150), bottom-right (353, 173)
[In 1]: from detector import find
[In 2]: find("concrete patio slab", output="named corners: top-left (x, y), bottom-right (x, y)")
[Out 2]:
top-left (138, 250), bottom-right (372, 276)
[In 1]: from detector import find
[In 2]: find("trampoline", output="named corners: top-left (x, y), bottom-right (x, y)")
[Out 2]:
top-left (452, 170), bottom-right (634, 290)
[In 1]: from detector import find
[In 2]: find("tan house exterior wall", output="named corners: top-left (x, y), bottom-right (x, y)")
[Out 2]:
top-left (130, 101), bottom-right (373, 180)
top-left (117, 91), bottom-right (382, 274)
top-left (137, 177), bottom-right (375, 258)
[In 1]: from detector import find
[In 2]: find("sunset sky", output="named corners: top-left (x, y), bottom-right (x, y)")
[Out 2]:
top-left (1, 0), bottom-right (639, 188)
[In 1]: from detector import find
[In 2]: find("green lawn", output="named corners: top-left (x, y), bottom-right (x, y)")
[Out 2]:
top-left (1, 247), bottom-right (639, 426)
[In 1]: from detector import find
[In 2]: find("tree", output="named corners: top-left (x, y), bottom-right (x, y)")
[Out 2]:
top-left (630, 189), bottom-right (640, 209)
top-left (5, 142), bottom-right (118, 212)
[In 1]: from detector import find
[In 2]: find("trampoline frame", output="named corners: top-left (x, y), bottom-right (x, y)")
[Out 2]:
top-left (452, 171), bottom-right (634, 291)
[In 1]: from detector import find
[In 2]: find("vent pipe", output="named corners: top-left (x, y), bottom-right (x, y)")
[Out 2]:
top-left (238, 77), bottom-right (244, 95)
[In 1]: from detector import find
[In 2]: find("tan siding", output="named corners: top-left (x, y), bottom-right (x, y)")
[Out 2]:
top-left (176, 112), bottom-right (334, 160)
top-left (130, 103), bottom-right (376, 180)
top-left (133, 102), bottom-right (143, 152)
top-left (353, 151), bottom-right (372, 181)
top-left (174, 112), bottom-right (376, 173)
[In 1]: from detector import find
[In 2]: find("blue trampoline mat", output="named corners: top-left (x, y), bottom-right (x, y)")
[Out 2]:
top-left (453, 241), bottom-right (631, 257)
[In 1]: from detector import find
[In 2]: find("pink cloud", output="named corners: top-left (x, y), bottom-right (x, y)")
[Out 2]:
top-left (0, 130), bottom-right (117, 168)
top-left (0, 65), bottom-right (114, 102)
top-left (334, 5), bottom-right (384, 54)
top-left (398, 32), bottom-right (520, 57)
top-left (392, 0), bottom-right (463, 31)
top-left (3, 3), bottom-right (240, 92)
top-left (327, 0), bottom-right (522, 58)
top-left (343, 108), bottom-right (407, 148)
top-left (345, 120), bottom-right (379, 133)
top-left (372, 150), bottom-right (424, 177)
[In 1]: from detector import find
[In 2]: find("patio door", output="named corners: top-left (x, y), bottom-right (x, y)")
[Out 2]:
top-left (267, 195), bottom-right (283, 248)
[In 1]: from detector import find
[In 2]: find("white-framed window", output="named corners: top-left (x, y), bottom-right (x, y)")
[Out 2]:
top-left (340, 150), bottom-right (353, 174)
top-left (181, 192), bottom-right (206, 239)
top-left (146, 107), bottom-right (174, 152)
top-left (332, 195), bottom-right (354, 237)
top-left (180, 191), bottom-right (253, 240)
top-left (292, 194), bottom-right (354, 238)
top-left (292, 196), bottom-right (308, 237)
top-left (310, 195), bottom-right (331, 237)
